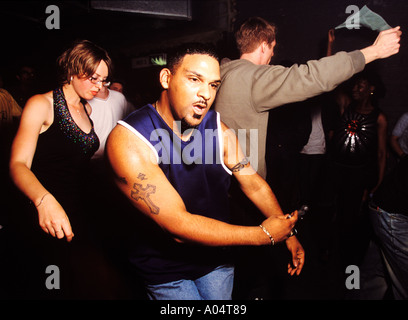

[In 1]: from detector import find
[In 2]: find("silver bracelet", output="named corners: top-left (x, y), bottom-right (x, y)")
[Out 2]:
top-left (259, 224), bottom-right (275, 246)
top-left (35, 193), bottom-right (50, 208)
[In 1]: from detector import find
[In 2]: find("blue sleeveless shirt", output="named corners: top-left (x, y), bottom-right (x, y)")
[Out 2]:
top-left (119, 104), bottom-right (232, 284)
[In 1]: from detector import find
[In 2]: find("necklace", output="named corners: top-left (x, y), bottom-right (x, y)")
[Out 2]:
top-left (154, 101), bottom-right (167, 124)
top-left (70, 103), bottom-right (84, 119)
top-left (75, 107), bottom-right (82, 118)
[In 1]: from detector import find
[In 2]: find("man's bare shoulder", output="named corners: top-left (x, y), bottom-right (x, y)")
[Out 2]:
top-left (107, 123), bottom-right (157, 165)
top-left (107, 124), bottom-right (138, 150)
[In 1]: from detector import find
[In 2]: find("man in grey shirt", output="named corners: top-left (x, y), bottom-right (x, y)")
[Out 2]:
top-left (214, 17), bottom-right (401, 179)
top-left (214, 16), bottom-right (401, 299)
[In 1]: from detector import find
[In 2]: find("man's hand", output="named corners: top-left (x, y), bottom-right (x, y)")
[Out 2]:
top-left (260, 210), bottom-right (298, 244)
top-left (361, 26), bottom-right (402, 63)
top-left (286, 236), bottom-right (305, 276)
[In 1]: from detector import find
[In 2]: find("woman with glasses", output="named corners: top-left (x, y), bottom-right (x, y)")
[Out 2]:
top-left (9, 40), bottom-right (113, 298)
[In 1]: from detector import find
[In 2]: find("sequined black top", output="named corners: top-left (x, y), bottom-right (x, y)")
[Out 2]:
top-left (331, 104), bottom-right (380, 167)
top-left (31, 87), bottom-right (99, 206)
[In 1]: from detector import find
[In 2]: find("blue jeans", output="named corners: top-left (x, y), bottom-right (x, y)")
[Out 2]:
top-left (145, 265), bottom-right (234, 300)
top-left (358, 204), bottom-right (408, 299)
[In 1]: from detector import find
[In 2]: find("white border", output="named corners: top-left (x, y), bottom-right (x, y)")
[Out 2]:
top-left (216, 112), bottom-right (232, 175)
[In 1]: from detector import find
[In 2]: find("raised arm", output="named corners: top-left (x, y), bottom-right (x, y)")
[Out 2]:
top-left (252, 27), bottom-right (401, 111)
top-left (360, 26), bottom-right (401, 63)
top-left (327, 29), bottom-right (335, 57)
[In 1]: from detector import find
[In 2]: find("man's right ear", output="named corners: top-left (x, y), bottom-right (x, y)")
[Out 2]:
top-left (159, 68), bottom-right (171, 89)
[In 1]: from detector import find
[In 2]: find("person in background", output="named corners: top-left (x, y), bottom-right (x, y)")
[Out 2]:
top-left (0, 74), bottom-right (22, 236)
top-left (109, 80), bottom-right (125, 94)
top-left (356, 155), bottom-right (408, 300)
top-left (329, 70), bottom-right (388, 269)
top-left (0, 72), bottom-right (22, 142)
top-left (390, 111), bottom-right (408, 160)
top-left (213, 16), bottom-right (400, 299)
top-left (214, 17), bottom-right (400, 179)
top-left (86, 80), bottom-right (136, 297)
top-left (7, 64), bottom-right (37, 108)
top-left (88, 84), bottom-right (134, 160)
top-left (8, 40), bottom-right (117, 299)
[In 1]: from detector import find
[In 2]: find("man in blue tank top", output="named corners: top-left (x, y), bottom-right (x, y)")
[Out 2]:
top-left (106, 44), bottom-right (304, 300)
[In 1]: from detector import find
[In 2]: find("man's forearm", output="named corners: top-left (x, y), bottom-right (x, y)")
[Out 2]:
top-left (360, 45), bottom-right (379, 64)
top-left (237, 172), bottom-right (285, 218)
top-left (168, 213), bottom-right (269, 246)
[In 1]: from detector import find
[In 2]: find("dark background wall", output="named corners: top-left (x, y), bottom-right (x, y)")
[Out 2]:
top-left (1, 0), bottom-right (407, 128)
top-left (234, 0), bottom-right (408, 129)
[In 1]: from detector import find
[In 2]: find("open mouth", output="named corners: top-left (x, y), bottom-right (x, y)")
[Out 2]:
top-left (192, 103), bottom-right (207, 115)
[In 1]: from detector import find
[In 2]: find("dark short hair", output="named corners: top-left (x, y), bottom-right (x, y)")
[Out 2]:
top-left (235, 17), bottom-right (277, 55)
top-left (57, 39), bottom-right (112, 85)
top-left (166, 43), bottom-right (219, 73)
top-left (354, 69), bottom-right (386, 100)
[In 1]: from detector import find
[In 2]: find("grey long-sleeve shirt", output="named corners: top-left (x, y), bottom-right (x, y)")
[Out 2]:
top-left (214, 50), bottom-right (365, 178)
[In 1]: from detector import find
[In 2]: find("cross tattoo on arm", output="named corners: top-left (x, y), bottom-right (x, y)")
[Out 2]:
top-left (131, 183), bottom-right (160, 215)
